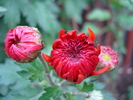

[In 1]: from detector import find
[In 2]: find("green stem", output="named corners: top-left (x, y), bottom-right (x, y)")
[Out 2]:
top-left (38, 54), bottom-right (55, 85)
top-left (59, 80), bottom-right (68, 86)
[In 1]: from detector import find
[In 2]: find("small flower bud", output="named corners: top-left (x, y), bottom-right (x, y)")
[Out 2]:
top-left (4, 26), bottom-right (44, 63)
top-left (98, 46), bottom-right (118, 70)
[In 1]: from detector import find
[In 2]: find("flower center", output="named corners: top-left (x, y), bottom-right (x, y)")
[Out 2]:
top-left (12, 35), bottom-right (20, 45)
top-left (66, 40), bottom-right (82, 59)
top-left (103, 54), bottom-right (111, 61)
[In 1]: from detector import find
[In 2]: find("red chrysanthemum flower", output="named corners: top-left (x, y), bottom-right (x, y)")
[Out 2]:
top-left (42, 28), bottom-right (110, 83)
top-left (98, 46), bottom-right (118, 70)
top-left (4, 26), bottom-right (44, 63)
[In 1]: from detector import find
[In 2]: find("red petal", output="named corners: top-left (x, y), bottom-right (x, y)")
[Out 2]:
top-left (42, 53), bottom-right (51, 63)
top-left (96, 44), bottom-right (101, 55)
top-left (89, 66), bottom-right (110, 76)
top-left (59, 30), bottom-right (65, 39)
top-left (76, 74), bottom-right (84, 83)
top-left (88, 28), bottom-right (96, 41)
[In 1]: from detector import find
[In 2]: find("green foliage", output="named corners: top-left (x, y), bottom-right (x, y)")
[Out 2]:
top-left (39, 85), bottom-right (63, 100)
top-left (63, 0), bottom-right (87, 23)
top-left (0, 0), bottom-right (131, 99)
top-left (66, 93), bottom-right (73, 100)
top-left (0, 6), bottom-right (7, 17)
top-left (87, 9), bottom-right (111, 21)
top-left (76, 82), bottom-right (94, 92)
top-left (81, 23), bottom-right (100, 35)
top-left (17, 58), bottom-right (45, 82)
top-left (102, 91), bottom-right (117, 100)
top-left (128, 86), bottom-right (133, 100)
top-left (3, 0), bottom-right (21, 28)
top-left (0, 59), bottom-right (43, 100)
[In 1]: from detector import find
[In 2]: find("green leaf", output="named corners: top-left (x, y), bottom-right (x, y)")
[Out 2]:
top-left (21, 0), bottom-right (61, 37)
top-left (0, 6), bottom-right (7, 17)
top-left (0, 6), bottom-right (6, 12)
top-left (39, 85), bottom-right (63, 100)
top-left (74, 96), bottom-right (84, 100)
top-left (0, 59), bottom-right (22, 85)
top-left (3, 0), bottom-right (21, 28)
top-left (2, 84), bottom-right (43, 100)
top-left (66, 93), bottom-right (73, 100)
top-left (80, 82), bottom-right (94, 92)
top-left (128, 86), bottom-right (133, 100)
top-left (16, 59), bottom-right (45, 82)
top-left (0, 85), bottom-right (9, 96)
top-left (0, 59), bottom-right (43, 100)
top-left (102, 91), bottom-right (116, 100)
top-left (108, 0), bottom-right (123, 8)
top-left (87, 9), bottom-right (111, 21)
top-left (64, 0), bottom-right (87, 23)
top-left (94, 82), bottom-right (106, 90)
top-left (118, 14), bottom-right (133, 30)
top-left (76, 82), bottom-right (84, 91)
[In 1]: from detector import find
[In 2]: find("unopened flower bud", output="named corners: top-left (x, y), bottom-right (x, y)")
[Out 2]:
top-left (4, 26), bottom-right (44, 63)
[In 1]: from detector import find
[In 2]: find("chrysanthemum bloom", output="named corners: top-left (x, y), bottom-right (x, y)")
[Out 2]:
top-left (42, 28), bottom-right (110, 83)
top-left (98, 46), bottom-right (118, 70)
top-left (4, 26), bottom-right (44, 63)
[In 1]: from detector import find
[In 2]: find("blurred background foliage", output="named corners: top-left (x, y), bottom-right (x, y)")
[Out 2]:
top-left (0, 0), bottom-right (133, 100)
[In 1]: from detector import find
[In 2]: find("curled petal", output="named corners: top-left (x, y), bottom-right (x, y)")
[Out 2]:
top-left (59, 30), bottom-right (65, 39)
top-left (88, 28), bottom-right (96, 41)
top-left (42, 53), bottom-right (51, 63)
top-left (89, 66), bottom-right (110, 76)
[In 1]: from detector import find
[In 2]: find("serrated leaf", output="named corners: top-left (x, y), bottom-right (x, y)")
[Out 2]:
top-left (80, 82), bottom-right (94, 92)
top-left (0, 59), bottom-right (22, 85)
top-left (0, 59), bottom-right (43, 100)
top-left (21, 0), bottom-right (61, 36)
top-left (66, 93), bottom-right (73, 100)
top-left (3, 0), bottom-right (20, 28)
top-left (1, 84), bottom-right (43, 100)
top-left (87, 9), bottom-right (111, 21)
top-left (16, 59), bottom-right (45, 82)
top-left (39, 85), bottom-right (63, 100)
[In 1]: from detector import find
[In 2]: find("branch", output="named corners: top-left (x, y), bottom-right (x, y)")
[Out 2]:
top-left (38, 54), bottom-right (55, 85)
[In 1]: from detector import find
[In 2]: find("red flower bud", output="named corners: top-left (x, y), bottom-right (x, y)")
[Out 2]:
top-left (4, 26), bottom-right (44, 63)
top-left (43, 28), bottom-right (104, 83)
top-left (98, 46), bottom-right (118, 70)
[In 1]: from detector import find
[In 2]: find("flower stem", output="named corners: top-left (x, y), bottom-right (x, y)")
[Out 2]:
top-left (38, 54), bottom-right (55, 85)
top-left (59, 80), bottom-right (68, 86)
